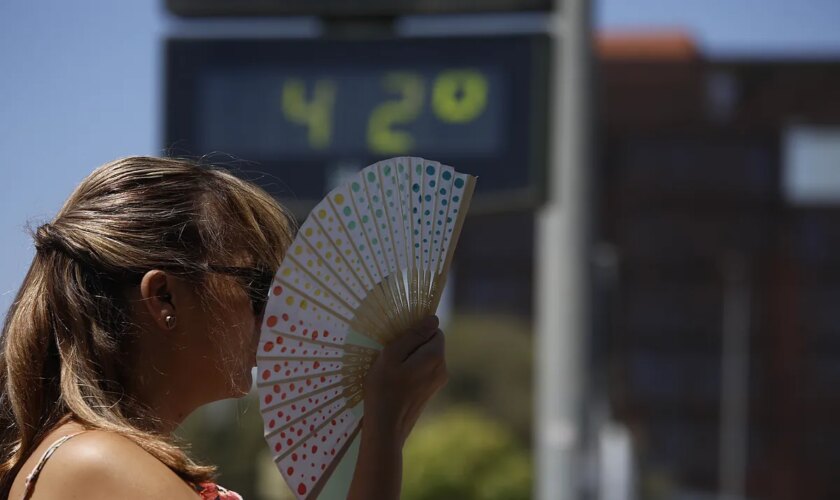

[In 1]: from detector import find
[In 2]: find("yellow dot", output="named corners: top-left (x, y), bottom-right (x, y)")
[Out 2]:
top-left (282, 268), bottom-right (291, 277)
top-left (316, 241), bottom-right (323, 250)
top-left (325, 276), bottom-right (331, 282)
top-left (326, 252), bottom-right (333, 259)
top-left (285, 296), bottom-right (294, 305)
top-left (317, 259), bottom-right (324, 266)
top-left (318, 209), bottom-right (327, 219)
top-left (344, 249), bottom-right (352, 255)
top-left (328, 217), bottom-right (334, 223)
top-left (304, 227), bottom-right (313, 237)
top-left (334, 194), bottom-right (345, 204)
top-left (315, 290), bottom-right (322, 296)
top-left (304, 283), bottom-right (311, 289)
top-left (300, 300), bottom-right (308, 310)
top-left (336, 239), bottom-right (343, 246)
top-left (307, 259), bottom-right (313, 267)
top-left (294, 246), bottom-right (303, 255)
top-left (334, 257), bottom-right (341, 264)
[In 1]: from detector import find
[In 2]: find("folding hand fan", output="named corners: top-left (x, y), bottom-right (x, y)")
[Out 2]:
top-left (256, 157), bottom-right (476, 499)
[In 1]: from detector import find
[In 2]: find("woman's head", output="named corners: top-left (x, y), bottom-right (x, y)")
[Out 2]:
top-left (0, 156), bottom-right (295, 489)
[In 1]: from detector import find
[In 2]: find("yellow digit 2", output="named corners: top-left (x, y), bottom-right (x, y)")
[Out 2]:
top-left (281, 79), bottom-right (336, 150)
top-left (432, 70), bottom-right (488, 124)
top-left (367, 73), bottom-right (424, 155)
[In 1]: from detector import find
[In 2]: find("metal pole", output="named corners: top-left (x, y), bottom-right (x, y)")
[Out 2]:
top-left (719, 254), bottom-right (751, 500)
top-left (535, 1), bottom-right (592, 499)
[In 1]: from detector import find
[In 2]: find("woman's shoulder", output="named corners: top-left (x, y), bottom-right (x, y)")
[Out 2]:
top-left (10, 426), bottom-right (200, 500)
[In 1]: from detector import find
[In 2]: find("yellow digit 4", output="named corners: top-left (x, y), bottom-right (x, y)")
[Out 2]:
top-left (281, 79), bottom-right (337, 150)
top-left (367, 72), bottom-right (424, 155)
top-left (432, 70), bottom-right (488, 124)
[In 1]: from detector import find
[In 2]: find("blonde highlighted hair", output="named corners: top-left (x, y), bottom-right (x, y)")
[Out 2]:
top-left (0, 157), bottom-right (295, 495)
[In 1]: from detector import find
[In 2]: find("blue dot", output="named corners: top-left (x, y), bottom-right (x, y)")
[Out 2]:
top-left (426, 165), bottom-right (436, 175)
top-left (424, 195), bottom-right (431, 202)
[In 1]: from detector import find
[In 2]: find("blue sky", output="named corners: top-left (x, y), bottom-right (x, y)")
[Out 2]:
top-left (2, 0), bottom-right (840, 319)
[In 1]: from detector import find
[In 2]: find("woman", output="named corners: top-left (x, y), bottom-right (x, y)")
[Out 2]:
top-left (0, 156), bottom-right (447, 499)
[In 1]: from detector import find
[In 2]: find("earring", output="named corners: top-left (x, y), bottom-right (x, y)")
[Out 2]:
top-left (165, 314), bottom-right (177, 329)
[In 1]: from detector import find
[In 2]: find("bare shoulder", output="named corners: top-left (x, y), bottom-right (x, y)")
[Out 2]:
top-left (16, 430), bottom-right (200, 500)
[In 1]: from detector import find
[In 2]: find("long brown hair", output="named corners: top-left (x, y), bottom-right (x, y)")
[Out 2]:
top-left (0, 156), bottom-right (295, 495)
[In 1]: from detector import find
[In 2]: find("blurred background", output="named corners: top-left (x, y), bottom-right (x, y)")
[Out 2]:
top-left (3, 1), bottom-right (840, 499)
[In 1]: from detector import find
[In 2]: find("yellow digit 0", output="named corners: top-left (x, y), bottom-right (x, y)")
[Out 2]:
top-left (367, 72), bottom-right (424, 155)
top-left (281, 79), bottom-right (336, 150)
top-left (432, 70), bottom-right (488, 124)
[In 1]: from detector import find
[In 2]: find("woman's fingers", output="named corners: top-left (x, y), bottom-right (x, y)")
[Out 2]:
top-left (403, 329), bottom-right (446, 372)
top-left (383, 316), bottom-right (440, 363)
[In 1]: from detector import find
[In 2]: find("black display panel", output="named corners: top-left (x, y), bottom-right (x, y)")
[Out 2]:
top-left (166, 0), bottom-right (554, 17)
top-left (166, 36), bottom-right (549, 211)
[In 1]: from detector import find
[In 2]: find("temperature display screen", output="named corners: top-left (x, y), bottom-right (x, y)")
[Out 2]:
top-left (166, 36), bottom-right (548, 207)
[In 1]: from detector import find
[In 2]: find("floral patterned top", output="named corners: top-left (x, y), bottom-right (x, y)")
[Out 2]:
top-left (21, 431), bottom-right (244, 500)
top-left (193, 481), bottom-right (244, 500)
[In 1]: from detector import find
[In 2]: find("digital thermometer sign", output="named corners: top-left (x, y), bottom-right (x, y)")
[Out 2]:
top-left (166, 36), bottom-right (548, 210)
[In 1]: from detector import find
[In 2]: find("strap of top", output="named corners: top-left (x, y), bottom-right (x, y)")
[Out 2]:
top-left (21, 431), bottom-right (87, 500)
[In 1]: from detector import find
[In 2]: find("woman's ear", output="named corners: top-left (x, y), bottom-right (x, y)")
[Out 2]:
top-left (139, 270), bottom-right (177, 332)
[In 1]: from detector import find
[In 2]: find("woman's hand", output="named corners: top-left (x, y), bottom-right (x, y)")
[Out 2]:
top-left (347, 315), bottom-right (448, 500)
top-left (363, 315), bottom-right (448, 444)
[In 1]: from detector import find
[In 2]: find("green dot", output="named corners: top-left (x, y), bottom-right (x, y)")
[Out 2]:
top-left (398, 164), bottom-right (404, 173)
top-left (343, 206), bottom-right (352, 216)
top-left (416, 164), bottom-right (422, 174)
top-left (384, 165), bottom-right (392, 175)
top-left (362, 215), bottom-right (369, 223)
top-left (372, 238), bottom-right (378, 245)
top-left (426, 165), bottom-right (435, 175)
top-left (367, 172), bottom-right (376, 182)
top-left (352, 182), bottom-right (361, 192)
top-left (359, 245), bottom-right (365, 251)
top-left (386, 189), bottom-right (393, 197)
top-left (442, 171), bottom-right (452, 181)
top-left (454, 178), bottom-right (465, 189)
top-left (373, 195), bottom-right (380, 203)
top-left (348, 221), bottom-right (357, 230)
top-left (375, 209), bottom-right (383, 217)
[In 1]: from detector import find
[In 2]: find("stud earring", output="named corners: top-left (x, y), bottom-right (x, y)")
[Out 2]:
top-left (165, 315), bottom-right (177, 329)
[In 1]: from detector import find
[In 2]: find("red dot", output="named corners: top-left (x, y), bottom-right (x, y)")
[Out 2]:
top-left (290, 325), bottom-right (297, 332)
top-left (290, 383), bottom-right (296, 391)
top-left (312, 331), bottom-right (319, 340)
top-left (263, 342), bottom-right (274, 352)
top-left (323, 330), bottom-right (329, 337)
top-left (298, 484), bottom-right (307, 495)
top-left (276, 336), bottom-right (284, 344)
top-left (282, 313), bottom-right (289, 321)
top-left (266, 316), bottom-right (278, 327)
top-left (269, 419), bottom-right (275, 429)
top-left (314, 361), bottom-right (320, 369)
top-left (287, 439), bottom-right (293, 446)
top-left (287, 466), bottom-right (294, 475)
top-left (275, 443), bottom-right (282, 452)
top-left (312, 445), bottom-right (318, 453)
top-left (273, 364), bottom-right (280, 372)
top-left (292, 453), bottom-right (298, 462)
top-left (265, 394), bottom-right (273, 404)
top-left (261, 370), bottom-right (270, 380)
top-left (273, 285), bottom-right (283, 296)
top-left (311, 476), bottom-right (316, 482)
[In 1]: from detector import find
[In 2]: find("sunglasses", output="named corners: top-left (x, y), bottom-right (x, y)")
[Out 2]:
top-left (206, 264), bottom-right (275, 316)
